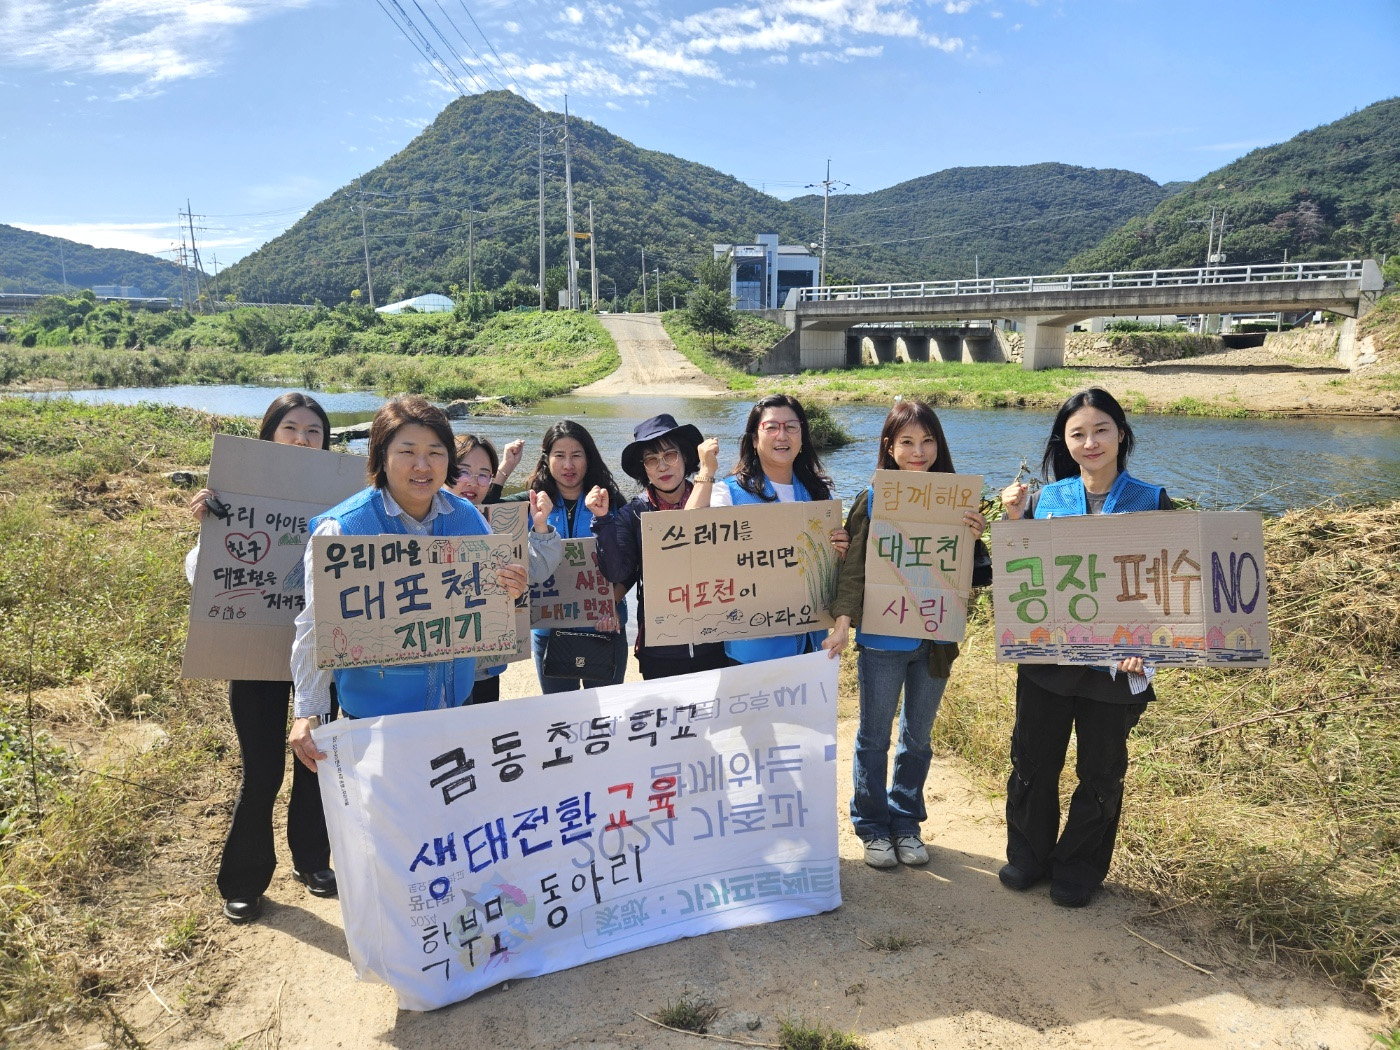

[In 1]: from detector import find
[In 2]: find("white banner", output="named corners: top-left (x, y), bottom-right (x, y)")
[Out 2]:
top-left (315, 652), bottom-right (841, 1011)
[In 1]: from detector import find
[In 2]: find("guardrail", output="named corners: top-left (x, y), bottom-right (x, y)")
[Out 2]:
top-left (798, 259), bottom-right (1368, 303)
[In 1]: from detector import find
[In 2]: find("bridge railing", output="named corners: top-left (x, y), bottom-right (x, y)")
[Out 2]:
top-left (798, 259), bottom-right (1367, 303)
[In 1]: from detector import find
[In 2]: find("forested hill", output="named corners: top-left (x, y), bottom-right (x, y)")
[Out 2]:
top-left (1069, 97), bottom-right (1400, 273)
top-left (788, 164), bottom-right (1180, 281)
top-left (219, 91), bottom-right (839, 305)
top-left (0, 225), bottom-right (190, 298)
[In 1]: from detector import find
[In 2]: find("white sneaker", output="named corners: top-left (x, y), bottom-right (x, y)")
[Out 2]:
top-left (863, 837), bottom-right (898, 869)
top-left (894, 834), bottom-right (929, 866)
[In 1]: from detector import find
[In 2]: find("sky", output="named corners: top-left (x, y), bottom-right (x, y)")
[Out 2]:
top-left (2, 0), bottom-right (1397, 267)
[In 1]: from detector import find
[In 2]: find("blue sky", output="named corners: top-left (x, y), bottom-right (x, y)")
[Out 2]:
top-left (2, 0), bottom-right (1397, 267)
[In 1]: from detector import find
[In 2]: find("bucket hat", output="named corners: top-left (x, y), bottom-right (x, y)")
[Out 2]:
top-left (620, 414), bottom-right (703, 484)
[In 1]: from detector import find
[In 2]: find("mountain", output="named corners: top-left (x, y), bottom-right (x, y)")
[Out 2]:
top-left (1068, 97), bottom-right (1400, 272)
top-left (788, 163), bottom-right (1181, 281)
top-left (0, 224), bottom-right (192, 298)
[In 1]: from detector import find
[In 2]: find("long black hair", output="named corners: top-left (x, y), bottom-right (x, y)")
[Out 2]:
top-left (526, 419), bottom-right (624, 506)
top-left (732, 393), bottom-right (833, 502)
top-left (258, 392), bottom-right (331, 450)
top-left (1041, 387), bottom-right (1135, 482)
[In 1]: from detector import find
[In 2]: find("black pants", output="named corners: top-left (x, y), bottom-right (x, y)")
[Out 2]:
top-left (217, 679), bottom-right (333, 901)
top-left (1004, 671), bottom-right (1145, 891)
top-left (637, 646), bottom-right (730, 681)
top-left (472, 674), bottom-right (501, 704)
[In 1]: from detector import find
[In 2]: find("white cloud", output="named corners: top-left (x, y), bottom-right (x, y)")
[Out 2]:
top-left (944, 0), bottom-right (973, 12)
top-left (502, 20), bottom-right (520, 32)
top-left (989, 9), bottom-right (1003, 17)
top-left (926, 33), bottom-right (962, 50)
top-left (844, 44), bottom-right (883, 57)
top-left (14, 220), bottom-right (182, 256)
top-left (563, 6), bottom-right (585, 23)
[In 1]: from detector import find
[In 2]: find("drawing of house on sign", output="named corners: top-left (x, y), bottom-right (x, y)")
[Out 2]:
top-left (1151, 625), bottom-right (1174, 646)
top-left (1001, 629), bottom-right (1017, 647)
top-left (1208, 626), bottom-right (1254, 650)
top-left (1173, 635), bottom-right (1206, 650)
top-left (428, 540), bottom-right (455, 564)
top-left (1029, 626), bottom-right (1052, 645)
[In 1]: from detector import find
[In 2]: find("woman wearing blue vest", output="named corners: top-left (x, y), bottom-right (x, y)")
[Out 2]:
top-left (998, 387), bottom-right (1174, 908)
top-left (503, 420), bottom-right (629, 692)
top-left (822, 400), bottom-right (988, 869)
top-left (288, 396), bottom-right (528, 771)
top-left (687, 393), bottom-right (850, 664)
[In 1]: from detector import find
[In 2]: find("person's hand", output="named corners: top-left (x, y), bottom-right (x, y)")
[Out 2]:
top-left (497, 562), bottom-right (528, 600)
top-left (1116, 656), bottom-right (1145, 675)
top-left (1001, 482), bottom-right (1029, 520)
top-left (497, 439), bottom-right (524, 483)
top-left (189, 487), bottom-right (219, 523)
top-left (829, 527), bottom-right (850, 559)
top-left (290, 717), bottom-right (326, 773)
top-left (530, 489), bottom-right (554, 533)
top-left (696, 437), bottom-right (720, 478)
top-left (822, 616), bottom-right (850, 659)
top-left (963, 509), bottom-right (988, 535)
top-left (584, 485), bottom-right (610, 519)
top-left (595, 611), bottom-right (619, 633)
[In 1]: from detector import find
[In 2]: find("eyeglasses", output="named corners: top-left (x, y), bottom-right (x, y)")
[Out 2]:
top-left (757, 420), bottom-right (802, 435)
top-left (463, 470), bottom-right (493, 485)
top-left (641, 449), bottom-right (681, 470)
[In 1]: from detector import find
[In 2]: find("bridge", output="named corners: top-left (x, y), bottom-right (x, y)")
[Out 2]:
top-left (783, 259), bottom-right (1384, 370)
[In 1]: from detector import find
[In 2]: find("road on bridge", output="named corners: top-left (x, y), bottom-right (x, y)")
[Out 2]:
top-left (579, 312), bottom-right (728, 398)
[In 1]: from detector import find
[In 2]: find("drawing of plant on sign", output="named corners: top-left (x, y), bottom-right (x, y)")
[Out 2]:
top-left (640, 500), bottom-right (841, 646)
top-left (990, 509), bottom-right (1268, 667)
top-left (860, 469), bottom-right (984, 643)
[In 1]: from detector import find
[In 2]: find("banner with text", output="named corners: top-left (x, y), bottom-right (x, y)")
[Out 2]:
top-left (483, 504), bottom-right (531, 663)
top-left (991, 509), bottom-right (1268, 666)
top-left (311, 534), bottom-right (518, 669)
top-left (860, 469), bottom-right (983, 643)
top-left (640, 501), bottom-right (841, 647)
top-left (316, 651), bottom-right (841, 1011)
top-left (530, 537), bottom-right (616, 630)
top-left (182, 435), bottom-right (366, 681)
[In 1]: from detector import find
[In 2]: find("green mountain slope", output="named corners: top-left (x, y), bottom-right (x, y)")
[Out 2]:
top-left (1068, 97), bottom-right (1400, 272)
top-left (0, 224), bottom-right (190, 298)
top-left (788, 163), bottom-right (1179, 281)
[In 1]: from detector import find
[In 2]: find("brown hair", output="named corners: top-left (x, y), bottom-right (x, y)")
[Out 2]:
top-left (258, 392), bottom-right (331, 450)
top-left (366, 395), bottom-right (459, 488)
top-left (454, 433), bottom-right (500, 477)
top-left (876, 399), bottom-right (955, 473)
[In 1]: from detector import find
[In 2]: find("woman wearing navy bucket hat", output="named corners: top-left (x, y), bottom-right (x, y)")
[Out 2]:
top-left (586, 414), bottom-right (728, 680)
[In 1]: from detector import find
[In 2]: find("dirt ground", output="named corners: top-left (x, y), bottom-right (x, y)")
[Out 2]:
top-left (578, 314), bottom-right (728, 398)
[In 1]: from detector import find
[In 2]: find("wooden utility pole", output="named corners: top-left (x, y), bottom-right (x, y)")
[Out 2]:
top-left (588, 200), bottom-right (598, 309)
top-left (538, 119), bottom-right (546, 312)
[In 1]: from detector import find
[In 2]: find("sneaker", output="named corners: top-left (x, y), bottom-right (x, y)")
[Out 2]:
top-left (863, 837), bottom-right (898, 869)
top-left (893, 835), bottom-right (929, 866)
top-left (1050, 880), bottom-right (1095, 908)
top-left (997, 863), bottom-right (1046, 891)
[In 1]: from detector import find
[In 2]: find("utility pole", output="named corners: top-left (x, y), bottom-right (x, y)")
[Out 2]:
top-left (538, 119), bottom-right (546, 312)
top-left (805, 160), bottom-right (846, 287)
top-left (176, 232), bottom-right (190, 309)
top-left (563, 96), bottom-right (579, 310)
top-left (467, 209), bottom-right (475, 294)
top-left (182, 200), bottom-right (205, 308)
top-left (654, 267), bottom-right (660, 313)
top-left (588, 199), bottom-right (598, 310)
top-left (211, 254), bottom-right (221, 305)
top-left (640, 248), bottom-right (647, 313)
top-left (356, 180), bottom-right (375, 309)
top-left (59, 241), bottom-right (68, 293)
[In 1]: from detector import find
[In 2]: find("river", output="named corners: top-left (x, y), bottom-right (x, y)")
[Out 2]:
top-left (24, 384), bottom-right (1400, 514)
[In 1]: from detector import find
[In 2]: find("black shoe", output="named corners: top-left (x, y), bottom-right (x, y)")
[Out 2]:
top-left (997, 863), bottom-right (1046, 891)
top-left (1050, 880), bottom-right (1095, 908)
top-left (223, 896), bottom-right (264, 924)
top-left (292, 867), bottom-right (338, 897)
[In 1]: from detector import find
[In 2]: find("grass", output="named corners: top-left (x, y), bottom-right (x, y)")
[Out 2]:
top-left (660, 309), bottom-right (780, 391)
top-left (777, 1018), bottom-right (868, 1050)
top-left (935, 501), bottom-right (1400, 1010)
top-left (860, 932), bottom-right (919, 953)
top-left (652, 991), bottom-right (721, 1033)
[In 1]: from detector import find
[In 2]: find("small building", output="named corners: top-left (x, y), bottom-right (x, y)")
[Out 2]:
top-left (93, 285), bottom-right (144, 298)
top-left (714, 235), bottom-right (819, 311)
top-left (376, 293), bottom-right (454, 315)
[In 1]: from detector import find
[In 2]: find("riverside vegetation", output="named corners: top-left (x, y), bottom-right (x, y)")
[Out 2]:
top-left (1, 397), bottom-right (1397, 1041)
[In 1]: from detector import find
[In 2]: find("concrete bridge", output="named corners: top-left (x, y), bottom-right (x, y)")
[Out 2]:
top-left (785, 259), bottom-right (1384, 370)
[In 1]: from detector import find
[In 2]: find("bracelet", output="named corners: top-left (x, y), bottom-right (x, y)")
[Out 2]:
top-left (694, 474), bottom-right (715, 484)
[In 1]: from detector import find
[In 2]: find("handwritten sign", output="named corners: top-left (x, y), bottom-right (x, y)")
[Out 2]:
top-left (530, 537), bottom-right (616, 629)
top-left (861, 469), bottom-right (983, 642)
top-left (483, 504), bottom-right (531, 663)
top-left (315, 651), bottom-right (840, 1011)
top-left (311, 534), bottom-right (518, 669)
top-left (640, 501), bottom-right (841, 646)
top-left (182, 435), bottom-right (365, 681)
top-left (991, 509), bottom-right (1269, 666)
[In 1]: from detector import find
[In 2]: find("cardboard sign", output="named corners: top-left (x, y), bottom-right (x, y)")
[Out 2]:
top-left (483, 504), bottom-right (531, 663)
top-left (530, 537), bottom-right (616, 629)
top-left (315, 651), bottom-right (841, 1011)
top-left (860, 469), bottom-right (984, 642)
top-left (991, 509), bottom-right (1269, 666)
top-left (640, 501), bottom-right (841, 646)
top-left (182, 435), bottom-right (366, 681)
top-left (311, 534), bottom-right (519, 669)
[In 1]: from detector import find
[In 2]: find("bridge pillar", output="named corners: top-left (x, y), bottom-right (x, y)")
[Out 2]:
top-left (846, 333), bottom-right (863, 368)
top-left (1022, 315), bottom-right (1067, 370)
top-left (931, 333), bottom-right (961, 362)
top-left (963, 331), bottom-right (1004, 363)
top-left (902, 335), bottom-right (930, 362)
top-left (870, 335), bottom-right (897, 364)
top-left (797, 326), bottom-right (847, 369)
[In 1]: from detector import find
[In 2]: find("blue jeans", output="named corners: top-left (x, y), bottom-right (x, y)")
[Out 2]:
top-left (850, 642), bottom-right (948, 842)
top-left (532, 627), bottom-right (629, 693)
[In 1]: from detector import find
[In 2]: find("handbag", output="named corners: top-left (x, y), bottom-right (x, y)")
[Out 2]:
top-left (542, 628), bottom-right (616, 683)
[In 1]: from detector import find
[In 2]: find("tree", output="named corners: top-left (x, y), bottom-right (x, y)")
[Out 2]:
top-left (685, 286), bottom-right (735, 349)
top-left (695, 250), bottom-right (731, 293)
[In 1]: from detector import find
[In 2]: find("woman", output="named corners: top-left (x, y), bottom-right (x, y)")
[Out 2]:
top-left (449, 433), bottom-right (563, 703)
top-left (586, 413), bottom-right (728, 680)
top-left (822, 400), bottom-right (987, 870)
top-left (998, 387), bottom-right (1174, 908)
top-left (185, 392), bottom-right (338, 925)
top-left (503, 420), bottom-right (628, 692)
top-left (288, 396), bottom-right (527, 762)
top-left (688, 393), bottom-right (850, 663)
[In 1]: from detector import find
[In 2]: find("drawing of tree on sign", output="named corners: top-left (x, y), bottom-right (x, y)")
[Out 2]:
top-left (797, 518), bottom-right (838, 613)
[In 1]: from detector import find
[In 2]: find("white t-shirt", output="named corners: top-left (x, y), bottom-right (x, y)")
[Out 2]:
top-left (708, 478), bottom-right (796, 507)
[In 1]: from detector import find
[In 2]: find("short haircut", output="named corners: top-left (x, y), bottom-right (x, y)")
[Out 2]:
top-left (876, 399), bottom-right (955, 473)
top-left (258, 392), bottom-right (331, 450)
top-left (366, 395), bottom-right (459, 488)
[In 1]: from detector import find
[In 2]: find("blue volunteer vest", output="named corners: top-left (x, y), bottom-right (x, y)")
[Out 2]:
top-left (535, 495), bottom-right (626, 639)
top-left (853, 487), bottom-right (957, 653)
top-left (312, 487), bottom-right (489, 717)
top-left (722, 475), bottom-right (829, 664)
top-left (1033, 471), bottom-right (1163, 519)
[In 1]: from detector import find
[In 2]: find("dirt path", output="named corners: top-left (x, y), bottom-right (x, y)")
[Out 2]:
top-left (113, 658), bottom-right (1381, 1050)
top-left (578, 313), bottom-right (728, 398)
